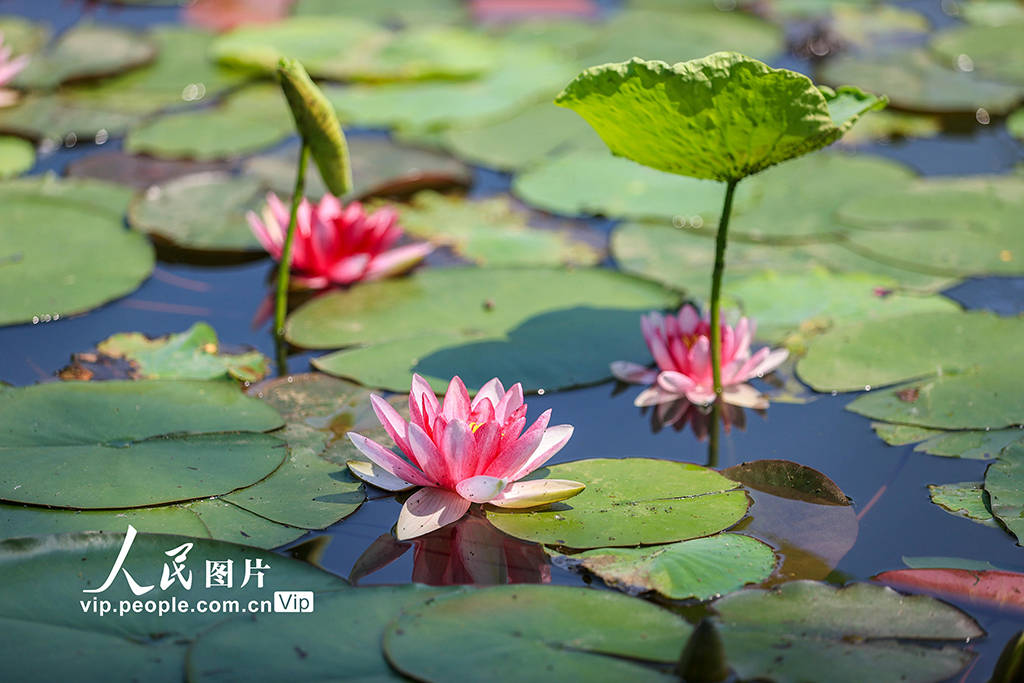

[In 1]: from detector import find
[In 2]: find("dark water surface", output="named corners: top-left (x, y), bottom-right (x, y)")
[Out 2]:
top-left (1, 0), bottom-right (1023, 680)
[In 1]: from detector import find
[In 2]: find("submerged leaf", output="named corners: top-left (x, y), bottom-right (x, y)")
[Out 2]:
top-left (874, 568), bottom-right (1024, 612)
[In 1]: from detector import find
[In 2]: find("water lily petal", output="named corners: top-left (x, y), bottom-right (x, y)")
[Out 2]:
top-left (610, 360), bottom-right (658, 385)
top-left (396, 487), bottom-right (472, 540)
top-left (455, 475), bottom-right (507, 503)
top-left (442, 419), bottom-right (476, 482)
top-left (364, 242), bottom-right (433, 281)
top-left (370, 393), bottom-right (410, 455)
top-left (749, 348), bottom-right (789, 378)
top-left (347, 432), bottom-right (434, 487)
top-left (722, 383), bottom-right (769, 409)
top-left (484, 409), bottom-right (550, 478)
top-left (487, 479), bottom-right (586, 509)
top-left (507, 424), bottom-right (574, 481)
top-left (678, 304), bottom-right (701, 334)
top-left (407, 422), bottom-right (450, 487)
top-left (657, 370), bottom-right (696, 395)
top-left (472, 377), bottom-right (505, 411)
top-left (494, 382), bottom-right (524, 422)
top-left (684, 386), bottom-right (717, 406)
top-left (442, 376), bottom-right (471, 420)
top-left (634, 385), bottom-right (680, 407)
top-left (411, 373), bottom-right (439, 425)
top-left (347, 459), bottom-right (417, 492)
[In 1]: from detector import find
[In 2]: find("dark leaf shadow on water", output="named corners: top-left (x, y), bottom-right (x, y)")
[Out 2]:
top-left (412, 306), bottom-right (657, 391)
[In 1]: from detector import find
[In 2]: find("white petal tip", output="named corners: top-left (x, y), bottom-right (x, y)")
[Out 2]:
top-left (346, 460), bottom-right (417, 492)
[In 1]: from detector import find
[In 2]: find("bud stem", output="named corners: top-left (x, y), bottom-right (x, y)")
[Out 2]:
top-left (274, 142), bottom-right (310, 367)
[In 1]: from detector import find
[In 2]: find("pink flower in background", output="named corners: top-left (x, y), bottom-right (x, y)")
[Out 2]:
top-left (246, 192), bottom-right (433, 289)
top-left (347, 374), bottom-right (584, 540)
top-left (0, 32), bottom-right (29, 107)
top-left (612, 304), bottom-right (788, 409)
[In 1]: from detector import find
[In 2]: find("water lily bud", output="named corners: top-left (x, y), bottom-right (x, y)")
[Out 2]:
top-left (676, 619), bottom-right (729, 682)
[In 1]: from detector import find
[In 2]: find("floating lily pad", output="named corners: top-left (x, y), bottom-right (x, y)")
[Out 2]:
top-left (0, 531), bottom-right (346, 682)
top-left (128, 172), bottom-right (263, 252)
top-left (711, 581), bottom-right (982, 683)
top-left (212, 18), bottom-right (497, 82)
top-left (187, 498), bottom-right (307, 548)
top-left (287, 268), bottom-right (676, 392)
top-left (928, 482), bottom-right (997, 526)
top-left (875, 568), bottom-right (1024, 612)
top-left (554, 533), bottom-right (776, 600)
top-left (0, 380), bottom-right (284, 509)
top-left (556, 53), bottom-right (884, 183)
top-left (847, 227), bottom-right (1024, 278)
top-left (384, 584), bottom-right (690, 682)
top-left (243, 137), bottom-right (471, 201)
top-left (486, 458), bottom-right (749, 549)
top-left (835, 110), bottom-right (942, 146)
top-left (1010, 108), bottom-right (1024, 140)
top-left (0, 93), bottom-right (145, 142)
top-left (65, 27), bottom-right (250, 115)
top-left (67, 323), bottom-right (270, 382)
top-left (14, 23), bottom-right (155, 91)
top-left (932, 24), bottom-right (1024, 87)
top-left (397, 192), bottom-right (600, 266)
top-left (916, 429), bottom-right (1024, 459)
top-left (0, 176), bottom-right (153, 326)
top-left (292, 0), bottom-right (468, 24)
top-left (985, 441), bottom-right (1024, 544)
top-left (872, 422), bottom-right (944, 446)
top-left (66, 151), bottom-right (231, 189)
top-left (0, 15), bottom-right (50, 56)
top-left (959, 0), bottom-right (1024, 26)
top-left (722, 459), bottom-right (849, 506)
top-left (827, 5), bottom-right (930, 48)
top-left (188, 585), bottom-right (452, 682)
top-left (0, 501), bottom-right (211, 539)
top-left (325, 47), bottom-right (579, 131)
top-left (726, 270), bottom-right (959, 342)
top-left (441, 102), bottom-right (604, 171)
top-left (0, 135), bottom-right (33, 178)
top-left (125, 85), bottom-right (293, 160)
top-left (820, 49), bottom-right (1023, 114)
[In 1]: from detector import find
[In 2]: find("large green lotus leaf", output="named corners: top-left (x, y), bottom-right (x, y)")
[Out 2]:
top-left (65, 27), bottom-right (250, 115)
top-left (798, 310), bottom-right (1022, 393)
top-left (293, 0), bottom-right (467, 24)
top-left (485, 458), bottom-right (749, 549)
top-left (0, 135), bottom-right (33, 178)
top-left (928, 482), bottom-right (998, 527)
top-left (212, 18), bottom-right (496, 82)
top-left (712, 581), bottom-right (982, 683)
top-left (726, 270), bottom-right (960, 343)
top-left (125, 85), bottom-right (293, 161)
top-left (186, 499), bottom-right (308, 548)
top-left (128, 172), bottom-right (263, 251)
top-left (556, 53), bottom-right (884, 182)
top-left (932, 24), bottom-right (1024, 87)
top-left (222, 374), bottom-right (371, 530)
top-left (324, 47), bottom-right (579, 130)
top-left (441, 101), bottom-right (605, 171)
top-left (0, 93), bottom-right (145, 142)
top-left (611, 222), bottom-right (957, 297)
top-left (0, 532), bottom-right (346, 681)
top-left (291, 268), bottom-right (676, 392)
top-left (383, 585), bottom-right (690, 683)
top-left (397, 192), bottom-right (601, 267)
top-left (820, 49), bottom-right (1023, 114)
top-left (13, 22), bottom-right (155, 91)
top-left (554, 533), bottom-right (776, 600)
top-left (513, 150), bottom-right (752, 220)
top-left (0, 179), bottom-right (153, 326)
top-left (243, 137), bottom-right (471, 201)
top-left (188, 585), bottom-right (451, 682)
top-left (984, 441), bottom-right (1024, 544)
top-left (580, 10), bottom-right (782, 67)
top-left (0, 15), bottom-right (50, 55)
top-left (0, 380), bottom-right (285, 508)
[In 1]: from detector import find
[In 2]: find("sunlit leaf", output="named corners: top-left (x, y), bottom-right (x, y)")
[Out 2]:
top-left (985, 441), bottom-right (1024, 545)
top-left (0, 135), bottom-right (33, 178)
top-left (928, 482), bottom-right (998, 526)
top-left (14, 23), bottom-right (155, 91)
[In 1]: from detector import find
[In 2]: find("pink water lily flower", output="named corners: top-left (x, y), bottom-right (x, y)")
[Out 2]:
top-left (347, 374), bottom-right (584, 540)
top-left (246, 192), bottom-right (433, 289)
top-left (0, 32), bottom-right (29, 107)
top-left (611, 304), bottom-right (788, 409)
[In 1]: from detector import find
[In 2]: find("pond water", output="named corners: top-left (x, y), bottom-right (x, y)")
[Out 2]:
top-left (0, 0), bottom-right (1022, 681)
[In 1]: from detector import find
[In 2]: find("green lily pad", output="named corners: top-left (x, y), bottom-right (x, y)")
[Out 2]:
top-left (186, 498), bottom-right (308, 548)
top-left (128, 172), bottom-right (263, 252)
top-left (0, 502), bottom-right (211, 539)
top-left (820, 49), bottom-right (1023, 114)
top-left (932, 24), bottom-right (1024, 87)
top-left (243, 136), bottom-right (471, 201)
top-left (0, 380), bottom-right (285, 509)
top-left (0, 135), bottom-right (33, 178)
top-left (554, 533), bottom-right (776, 600)
top-left (985, 441), bottom-right (1024, 544)
top-left (916, 429), bottom-right (1024, 460)
top-left (75, 323), bottom-right (270, 382)
top-left (212, 18), bottom-right (497, 82)
top-left (14, 22), bottom-right (155, 91)
top-left (383, 584), bottom-right (690, 682)
top-left (846, 227), bottom-right (1024, 278)
top-left (928, 482), bottom-right (998, 527)
top-left (324, 46), bottom-right (579, 131)
top-left (292, 0), bottom-right (467, 25)
top-left (65, 26), bottom-right (250, 115)
top-left (441, 102), bottom-right (604, 172)
top-left (188, 585), bottom-right (451, 682)
top-left (726, 269), bottom-right (959, 343)
top-left (872, 422), bottom-right (944, 446)
top-left (721, 459), bottom-right (850, 506)
top-left (0, 93), bottom-right (146, 142)
top-left (0, 15), bottom-right (50, 56)
top-left (0, 176), bottom-right (153, 326)
top-left (397, 192), bottom-right (601, 266)
top-left (287, 267), bottom-right (676, 393)
top-left (125, 85), bottom-right (293, 161)
top-left (224, 373), bottom-right (371, 530)
top-left (1010, 108), bottom-right (1024, 140)
top-left (556, 53), bottom-right (884, 183)
top-left (711, 581), bottom-right (982, 683)
top-left (0, 531), bottom-right (346, 682)
top-left (827, 5), bottom-right (930, 48)
top-left (66, 151), bottom-right (231, 189)
top-left (835, 110), bottom-right (942, 146)
top-left (485, 458), bottom-right (749, 549)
